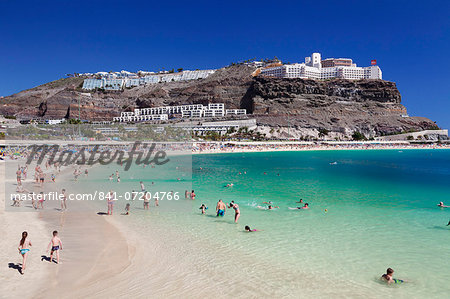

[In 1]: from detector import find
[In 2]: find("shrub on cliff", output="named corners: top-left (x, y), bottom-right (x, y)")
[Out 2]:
top-left (352, 131), bottom-right (367, 141)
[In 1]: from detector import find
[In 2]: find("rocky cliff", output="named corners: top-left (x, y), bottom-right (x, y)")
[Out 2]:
top-left (0, 65), bottom-right (439, 138)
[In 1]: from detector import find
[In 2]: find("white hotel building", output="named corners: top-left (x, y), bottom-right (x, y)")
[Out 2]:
top-left (260, 53), bottom-right (382, 80)
top-left (113, 103), bottom-right (246, 123)
top-left (82, 69), bottom-right (215, 91)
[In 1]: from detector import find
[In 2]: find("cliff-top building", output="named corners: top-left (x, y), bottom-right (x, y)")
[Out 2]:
top-left (260, 53), bottom-right (382, 80)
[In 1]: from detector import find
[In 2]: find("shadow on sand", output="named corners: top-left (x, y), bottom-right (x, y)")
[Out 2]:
top-left (8, 262), bottom-right (22, 274)
top-left (41, 255), bottom-right (58, 264)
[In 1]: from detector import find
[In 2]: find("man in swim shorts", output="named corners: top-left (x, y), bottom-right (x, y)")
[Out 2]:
top-left (216, 199), bottom-right (226, 217)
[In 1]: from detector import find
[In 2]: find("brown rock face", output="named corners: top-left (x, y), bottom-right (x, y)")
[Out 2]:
top-left (0, 65), bottom-right (439, 137)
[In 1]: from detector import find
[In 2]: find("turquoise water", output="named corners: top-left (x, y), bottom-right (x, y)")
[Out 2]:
top-left (85, 149), bottom-right (450, 298)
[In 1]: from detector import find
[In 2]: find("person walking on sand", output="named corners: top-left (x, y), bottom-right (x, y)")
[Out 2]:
top-left (38, 191), bottom-right (45, 209)
top-left (16, 167), bottom-right (22, 185)
top-left (216, 199), bottom-right (226, 217)
top-left (143, 191), bottom-right (150, 210)
top-left (39, 171), bottom-right (45, 188)
top-left (60, 189), bottom-right (67, 211)
top-left (47, 231), bottom-right (63, 264)
top-left (18, 231), bottom-right (32, 274)
top-left (107, 190), bottom-right (115, 215)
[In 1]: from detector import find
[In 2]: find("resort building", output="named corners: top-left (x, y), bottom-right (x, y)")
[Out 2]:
top-left (260, 53), bottom-right (382, 80)
top-left (113, 103), bottom-right (246, 123)
top-left (82, 69), bottom-right (215, 91)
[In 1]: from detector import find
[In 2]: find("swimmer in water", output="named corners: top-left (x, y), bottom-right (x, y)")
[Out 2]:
top-left (437, 202), bottom-right (450, 208)
top-left (299, 203), bottom-right (309, 209)
top-left (296, 199), bottom-right (304, 204)
top-left (244, 226), bottom-right (260, 232)
top-left (381, 268), bottom-right (405, 284)
top-left (257, 205), bottom-right (279, 210)
top-left (262, 201), bottom-right (273, 205)
top-left (289, 203), bottom-right (309, 210)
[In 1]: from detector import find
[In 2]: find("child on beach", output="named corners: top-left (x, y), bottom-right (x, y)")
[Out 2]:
top-left (125, 203), bottom-right (130, 215)
top-left (18, 231), bottom-right (32, 274)
top-left (381, 268), bottom-right (405, 284)
top-left (47, 231), bottom-right (63, 264)
top-left (199, 204), bottom-right (207, 214)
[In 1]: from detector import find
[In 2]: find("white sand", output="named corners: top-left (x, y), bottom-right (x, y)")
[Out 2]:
top-left (0, 160), bottom-right (133, 299)
top-left (0, 161), bottom-right (51, 298)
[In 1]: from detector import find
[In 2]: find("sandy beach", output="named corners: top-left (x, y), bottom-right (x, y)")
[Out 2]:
top-left (0, 160), bottom-right (132, 299)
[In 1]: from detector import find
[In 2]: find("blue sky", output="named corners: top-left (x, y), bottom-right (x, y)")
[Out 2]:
top-left (1, 0), bottom-right (449, 128)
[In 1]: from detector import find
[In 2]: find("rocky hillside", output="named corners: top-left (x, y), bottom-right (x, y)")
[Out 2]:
top-left (0, 65), bottom-right (439, 138)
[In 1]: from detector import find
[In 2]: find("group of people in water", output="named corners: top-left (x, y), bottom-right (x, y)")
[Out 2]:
top-left (17, 230), bottom-right (63, 275)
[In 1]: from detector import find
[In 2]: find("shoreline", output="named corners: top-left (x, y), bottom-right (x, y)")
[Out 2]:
top-left (192, 144), bottom-right (450, 155)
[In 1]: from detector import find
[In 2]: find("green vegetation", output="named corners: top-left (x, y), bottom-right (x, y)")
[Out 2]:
top-left (4, 115), bottom-right (16, 119)
top-left (318, 128), bottom-right (329, 138)
top-left (352, 131), bottom-right (367, 141)
top-left (67, 119), bottom-right (82, 124)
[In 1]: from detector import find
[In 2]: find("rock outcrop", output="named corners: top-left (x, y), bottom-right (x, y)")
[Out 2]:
top-left (0, 65), bottom-right (439, 138)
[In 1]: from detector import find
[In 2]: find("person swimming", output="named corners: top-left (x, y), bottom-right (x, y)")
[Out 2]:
top-left (437, 202), bottom-right (450, 208)
top-left (381, 268), bottom-right (405, 284)
top-left (257, 205), bottom-right (279, 210)
top-left (299, 203), bottom-right (309, 209)
top-left (244, 226), bottom-right (260, 232)
top-left (289, 203), bottom-right (309, 210)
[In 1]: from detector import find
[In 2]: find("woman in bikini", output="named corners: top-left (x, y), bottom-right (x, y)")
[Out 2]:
top-left (18, 231), bottom-right (32, 274)
top-left (229, 201), bottom-right (240, 223)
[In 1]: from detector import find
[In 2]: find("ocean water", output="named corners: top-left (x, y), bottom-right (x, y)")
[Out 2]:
top-left (85, 149), bottom-right (450, 298)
